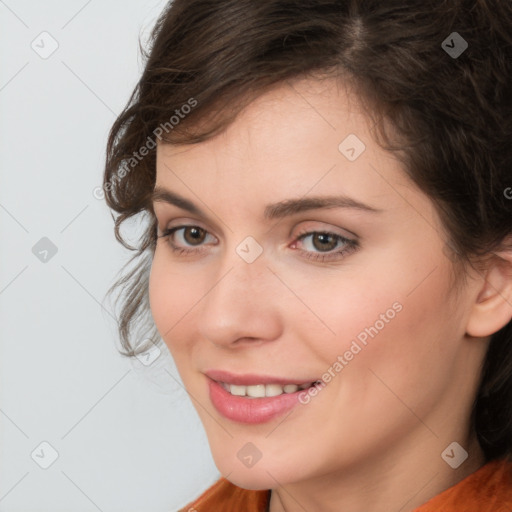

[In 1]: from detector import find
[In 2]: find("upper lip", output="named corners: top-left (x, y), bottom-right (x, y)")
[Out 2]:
top-left (205, 369), bottom-right (317, 386)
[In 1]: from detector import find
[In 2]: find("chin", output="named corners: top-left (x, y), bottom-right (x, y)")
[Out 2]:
top-left (214, 453), bottom-right (299, 490)
top-left (220, 467), bottom-right (277, 491)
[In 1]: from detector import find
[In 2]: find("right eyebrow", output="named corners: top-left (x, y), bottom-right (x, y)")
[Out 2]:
top-left (151, 187), bottom-right (206, 217)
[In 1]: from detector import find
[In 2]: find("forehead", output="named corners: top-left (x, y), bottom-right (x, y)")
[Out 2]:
top-left (154, 76), bottom-right (421, 219)
top-left (158, 77), bottom-right (372, 161)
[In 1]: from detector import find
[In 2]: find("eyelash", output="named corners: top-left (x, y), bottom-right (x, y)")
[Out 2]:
top-left (157, 226), bottom-right (359, 262)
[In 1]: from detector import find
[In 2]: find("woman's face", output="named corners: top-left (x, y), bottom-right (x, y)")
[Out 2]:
top-left (149, 78), bottom-right (485, 489)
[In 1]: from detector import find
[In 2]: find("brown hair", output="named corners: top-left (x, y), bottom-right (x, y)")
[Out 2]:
top-left (104, 0), bottom-right (512, 462)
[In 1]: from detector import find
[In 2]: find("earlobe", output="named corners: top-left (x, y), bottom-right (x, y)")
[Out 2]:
top-left (466, 249), bottom-right (512, 338)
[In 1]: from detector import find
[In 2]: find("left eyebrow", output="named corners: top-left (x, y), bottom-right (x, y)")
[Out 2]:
top-left (263, 195), bottom-right (382, 219)
top-left (151, 186), bottom-right (382, 220)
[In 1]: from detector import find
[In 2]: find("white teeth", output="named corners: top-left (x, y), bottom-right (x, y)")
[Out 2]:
top-left (246, 384), bottom-right (266, 398)
top-left (230, 384), bottom-right (246, 396)
top-left (265, 384), bottom-right (284, 397)
top-left (223, 382), bottom-right (311, 398)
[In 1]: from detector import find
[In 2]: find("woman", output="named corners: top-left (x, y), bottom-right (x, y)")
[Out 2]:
top-left (103, 1), bottom-right (512, 510)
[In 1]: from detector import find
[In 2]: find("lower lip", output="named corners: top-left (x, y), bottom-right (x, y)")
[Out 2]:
top-left (208, 378), bottom-right (305, 424)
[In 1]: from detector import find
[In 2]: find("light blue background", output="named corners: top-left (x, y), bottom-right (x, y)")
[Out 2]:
top-left (0, 1), bottom-right (218, 510)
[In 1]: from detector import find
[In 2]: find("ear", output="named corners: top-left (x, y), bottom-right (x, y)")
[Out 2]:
top-left (466, 246), bottom-right (512, 338)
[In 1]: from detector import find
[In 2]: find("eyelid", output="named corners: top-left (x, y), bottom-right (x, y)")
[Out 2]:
top-left (291, 220), bottom-right (358, 240)
top-left (158, 226), bottom-right (217, 257)
top-left (153, 204), bottom-right (226, 239)
top-left (156, 217), bottom-right (217, 238)
top-left (291, 229), bottom-right (358, 258)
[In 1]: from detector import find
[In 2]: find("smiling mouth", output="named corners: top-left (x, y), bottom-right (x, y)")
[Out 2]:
top-left (217, 381), bottom-right (321, 398)
top-left (207, 374), bottom-right (323, 424)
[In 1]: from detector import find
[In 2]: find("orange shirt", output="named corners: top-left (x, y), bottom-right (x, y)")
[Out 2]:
top-left (178, 457), bottom-right (512, 511)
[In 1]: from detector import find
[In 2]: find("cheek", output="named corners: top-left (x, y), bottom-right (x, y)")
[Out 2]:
top-left (148, 251), bottom-right (200, 353)
top-left (321, 263), bottom-right (461, 413)
top-left (302, 251), bottom-right (460, 390)
top-left (280, 261), bottom-right (404, 365)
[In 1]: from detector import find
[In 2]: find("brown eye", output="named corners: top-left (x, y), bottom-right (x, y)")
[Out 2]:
top-left (183, 226), bottom-right (207, 245)
top-left (158, 225), bottom-right (217, 255)
top-left (293, 230), bottom-right (358, 262)
top-left (311, 233), bottom-right (338, 252)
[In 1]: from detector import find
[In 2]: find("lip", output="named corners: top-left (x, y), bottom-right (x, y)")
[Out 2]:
top-left (204, 370), bottom-right (320, 424)
top-left (204, 369), bottom-right (316, 387)
top-left (207, 377), bottom-right (310, 424)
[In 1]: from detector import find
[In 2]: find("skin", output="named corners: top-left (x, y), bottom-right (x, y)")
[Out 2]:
top-left (148, 77), bottom-right (512, 512)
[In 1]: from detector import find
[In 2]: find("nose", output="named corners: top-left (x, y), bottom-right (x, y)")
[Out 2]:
top-left (196, 251), bottom-right (283, 348)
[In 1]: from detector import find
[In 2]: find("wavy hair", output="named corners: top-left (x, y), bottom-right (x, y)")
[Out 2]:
top-left (103, 0), bottom-right (512, 462)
